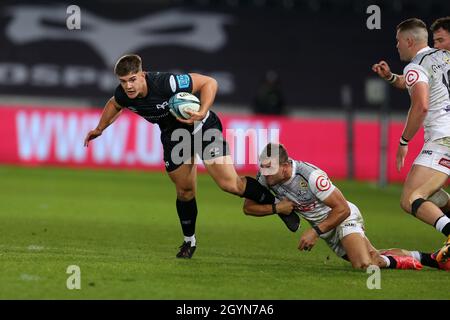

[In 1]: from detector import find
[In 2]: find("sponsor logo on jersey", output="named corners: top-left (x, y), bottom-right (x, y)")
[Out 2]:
top-left (169, 75), bottom-right (177, 93)
top-left (438, 158), bottom-right (450, 169)
top-left (405, 69), bottom-right (419, 87)
top-left (444, 105), bottom-right (450, 113)
top-left (431, 63), bottom-right (447, 73)
top-left (296, 201), bottom-right (317, 212)
top-left (421, 149), bottom-right (433, 155)
top-left (316, 175), bottom-right (331, 192)
top-left (299, 181), bottom-right (308, 188)
top-left (297, 190), bottom-right (308, 197)
top-left (156, 101), bottom-right (168, 110)
top-left (176, 75), bottom-right (190, 89)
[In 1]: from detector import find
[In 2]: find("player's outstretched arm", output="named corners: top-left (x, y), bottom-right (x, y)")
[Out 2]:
top-left (84, 97), bottom-right (123, 147)
top-left (371, 60), bottom-right (406, 89)
top-left (396, 82), bottom-right (429, 171)
top-left (243, 198), bottom-right (294, 217)
top-left (298, 188), bottom-right (350, 251)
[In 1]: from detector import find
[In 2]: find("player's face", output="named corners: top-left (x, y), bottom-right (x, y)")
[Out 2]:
top-left (260, 160), bottom-right (288, 186)
top-left (433, 28), bottom-right (450, 50)
top-left (118, 72), bottom-right (146, 99)
top-left (260, 159), bottom-right (281, 186)
top-left (396, 31), bottom-right (411, 61)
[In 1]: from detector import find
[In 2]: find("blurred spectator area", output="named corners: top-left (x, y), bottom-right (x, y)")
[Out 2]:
top-left (0, 0), bottom-right (449, 116)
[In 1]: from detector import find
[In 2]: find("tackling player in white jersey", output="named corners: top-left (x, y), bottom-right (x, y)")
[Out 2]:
top-left (243, 143), bottom-right (450, 271)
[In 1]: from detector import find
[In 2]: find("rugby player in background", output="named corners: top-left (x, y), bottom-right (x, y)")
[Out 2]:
top-left (371, 17), bottom-right (450, 218)
top-left (372, 19), bottom-right (450, 263)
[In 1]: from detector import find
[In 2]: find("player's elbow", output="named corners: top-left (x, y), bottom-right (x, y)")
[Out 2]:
top-left (243, 199), bottom-right (259, 216)
top-left (242, 205), bottom-right (255, 216)
top-left (413, 103), bottom-right (428, 114)
top-left (207, 77), bottom-right (218, 92)
top-left (419, 105), bottom-right (428, 114)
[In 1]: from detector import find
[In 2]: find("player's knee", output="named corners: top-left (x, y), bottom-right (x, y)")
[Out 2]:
top-left (176, 188), bottom-right (195, 201)
top-left (352, 261), bottom-right (371, 270)
top-left (369, 250), bottom-right (379, 260)
top-left (351, 259), bottom-right (371, 270)
top-left (399, 198), bottom-right (411, 214)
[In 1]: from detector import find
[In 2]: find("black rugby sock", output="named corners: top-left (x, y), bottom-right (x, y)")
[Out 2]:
top-left (443, 223), bottom-right (450, 237)
top-left (176, 198), bottom-right (198, 237)
top-left (242, 176), bottom-right (275, 204)
top-left (386, 256), bottom-right (397, 269)
top-left (419, 252), bottom-right (440, 269)
top-left (434, 215), bottom-right (450, 237)
top-left (445, 210), bottom-right (450, 219)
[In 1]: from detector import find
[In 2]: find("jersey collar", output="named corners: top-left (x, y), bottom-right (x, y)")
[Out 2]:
top-left (415, 46), bottom-right (431, 57)
top-left (283, 159), bottom-right (296, 185)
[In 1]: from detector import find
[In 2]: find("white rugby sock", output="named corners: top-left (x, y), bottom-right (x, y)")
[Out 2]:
top-left (410, 251), bottom-right (421, 262)
top-left (435, 215), bottom-right (450, 233)
top-left (380, 255), bottom-right (390, 267)
top-left (184, 235), bottom-right (196, 247)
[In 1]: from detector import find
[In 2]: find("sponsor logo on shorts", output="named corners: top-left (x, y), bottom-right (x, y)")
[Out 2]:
top-left (316, 175), bottom-right (331, 191)
top-left (405, 69), bottom-right (419, 87)
top-left (438, 158), bottom-right (450, 169)
top-left (209, 147), bottom-right (220, 158)
top-left (421, 149), bottom-right (433, 155)
top-left (444, 105), bottom-right (450, 113)
top-left (344, 223), bottom-right (356, 228)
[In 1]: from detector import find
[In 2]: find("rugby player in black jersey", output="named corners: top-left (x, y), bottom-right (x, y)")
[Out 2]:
top-left (84, 54), bottom-right (298, 258)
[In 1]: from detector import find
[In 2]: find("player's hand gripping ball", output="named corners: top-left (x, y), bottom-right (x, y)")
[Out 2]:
top-left (168, 92), bottom-right (201, 120)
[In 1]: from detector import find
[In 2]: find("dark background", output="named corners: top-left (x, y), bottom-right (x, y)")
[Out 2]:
top-left (0, 0), bottom-right (449, 112)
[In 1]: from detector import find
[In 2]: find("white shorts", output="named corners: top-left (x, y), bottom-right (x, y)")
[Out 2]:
top-left (321, 202), bottom-right (366, 258)
top-left (413, 139), bottom-right (450, 175)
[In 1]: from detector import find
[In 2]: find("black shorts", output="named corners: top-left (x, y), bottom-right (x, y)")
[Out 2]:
top-left (160, 111), bottom-right (230, 172)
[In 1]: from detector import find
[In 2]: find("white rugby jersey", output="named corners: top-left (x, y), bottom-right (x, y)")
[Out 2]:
top-left (403, 47), bottom-right (450, 142)
top-left (256, 159), bottom-right (353, 227)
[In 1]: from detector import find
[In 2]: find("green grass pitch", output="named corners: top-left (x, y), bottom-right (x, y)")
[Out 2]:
top-left (0, 165), bottom-right (448, 299)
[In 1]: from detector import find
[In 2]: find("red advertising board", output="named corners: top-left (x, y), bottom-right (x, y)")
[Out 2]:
top-left (0, 106), bottom-right (424, 182)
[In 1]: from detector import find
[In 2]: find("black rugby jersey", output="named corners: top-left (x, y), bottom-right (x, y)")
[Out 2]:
top-left (114, 72), bottom-right (193, 132)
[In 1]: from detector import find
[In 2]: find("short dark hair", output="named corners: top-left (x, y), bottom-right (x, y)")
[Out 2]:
top-left (396, 18), bottom-right (427, 32)
top-left (260, 143), bottom-right (289, 164)
top-left (114, 54), bottom-right (142, 76)
top-left (430, 17), bottom-right (450, 33)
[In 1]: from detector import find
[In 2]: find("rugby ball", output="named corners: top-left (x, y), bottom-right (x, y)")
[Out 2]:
top-left (168, 92), bottom-right (200, 119)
